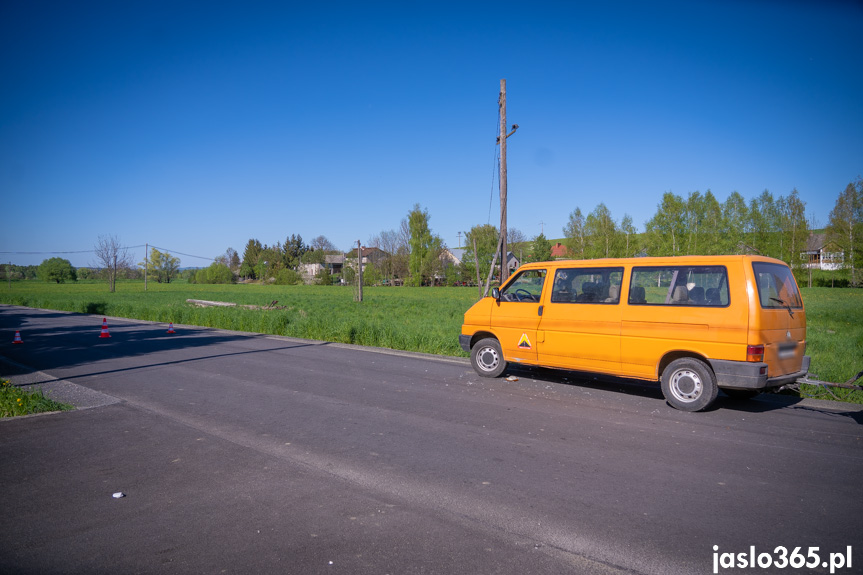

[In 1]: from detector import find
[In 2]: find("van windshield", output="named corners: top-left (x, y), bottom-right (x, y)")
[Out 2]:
top-left (752, 262), bottom-right (803, 309)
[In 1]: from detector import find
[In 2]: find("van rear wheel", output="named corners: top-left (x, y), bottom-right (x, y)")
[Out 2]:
top-left (470, 338), bottom-right (507, 378)
top-left (661, 358), bottom-right (718, 412)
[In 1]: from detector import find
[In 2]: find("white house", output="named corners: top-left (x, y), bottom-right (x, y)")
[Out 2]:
top-left (802, 233), bottom-right (844, 271)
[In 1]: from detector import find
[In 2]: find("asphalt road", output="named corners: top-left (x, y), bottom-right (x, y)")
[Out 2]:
top-left (1, 305), bottom-right (861, 575)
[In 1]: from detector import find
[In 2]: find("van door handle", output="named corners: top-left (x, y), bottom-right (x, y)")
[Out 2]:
top-left (538, 305), bottom-right (543, 316)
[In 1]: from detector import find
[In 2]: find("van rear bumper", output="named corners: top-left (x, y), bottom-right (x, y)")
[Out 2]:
top-left (709, 356), bottom-right (811, 390)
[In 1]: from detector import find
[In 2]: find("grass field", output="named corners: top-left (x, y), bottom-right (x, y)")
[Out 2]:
top-left (798, 288), bottom-right (863, 402)
top-left (1, 280), bottom-right (860, 403)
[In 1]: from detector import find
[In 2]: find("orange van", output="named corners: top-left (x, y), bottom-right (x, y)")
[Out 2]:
top-left (459, 255), bottom-right (809, 411)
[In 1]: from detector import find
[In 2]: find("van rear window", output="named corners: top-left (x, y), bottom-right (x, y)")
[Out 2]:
top-left (629, 266), bottom-right (729, 306)
top-left (752, 262), bottom-right (803, 309)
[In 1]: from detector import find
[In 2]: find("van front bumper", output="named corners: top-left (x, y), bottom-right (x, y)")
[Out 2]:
top-left (709, 356), bottom-right (811, 390)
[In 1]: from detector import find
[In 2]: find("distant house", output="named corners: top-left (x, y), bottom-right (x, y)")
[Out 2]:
top-left (299, 253), bottom-right (345, 283)
top-left (550, 242), bottom-right (568, 259)
top-left (440, 248), bottom-right (465, 266)
top-left (342, 247), bottom-right (391, 283)
top-left (490, 251), bottom-right (520, 275)
top-left (325, 254), bottom-right (345, 275)
top-left (345, 246), bottom-right (389, 266)
top-left (802, 233), bottom-right (844, 270)
top-left (438, 247), bottom-right (519, 277)
top-left (505, 251), bottom-right (520, 274)
top-left (299, 262), bottom-right (323, 279)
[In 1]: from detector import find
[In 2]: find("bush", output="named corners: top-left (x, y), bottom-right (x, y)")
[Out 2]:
top-left (362, 263), bottom-right (382, 286)
top-left (317, 267), bottom-right (333, 286)
top-left (274, 268), bottom-right (303, 285)
top-left (194, 263), bottom-right (235, 284)
top-left (814, 276), bottom-right (851, 288)
top-left (803, 268), bottom-right (856, 289)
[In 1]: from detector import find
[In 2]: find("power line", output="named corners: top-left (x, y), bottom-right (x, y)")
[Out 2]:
top-left (0, 245), bottom-right (146, 255)
top-left (1, 244), bottom-right (214, 262)
top-left (148, 245), bottom-right (216, 262)
top-left (488, 106), bottom-right (500, 226)
top-left (0, 250), bottom-right (95, 255)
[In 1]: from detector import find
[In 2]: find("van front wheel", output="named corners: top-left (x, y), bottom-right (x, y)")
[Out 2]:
top-left (471, 338), bottom-right (507, 378)
top-left (661, 358), bottom-right (718, 412)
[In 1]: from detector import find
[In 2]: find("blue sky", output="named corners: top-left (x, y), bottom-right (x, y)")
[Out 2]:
top-left (2, 0), bottom-right (861, 268)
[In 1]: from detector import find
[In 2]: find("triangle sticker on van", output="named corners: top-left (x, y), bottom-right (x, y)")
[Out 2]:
top-left (518, 333), bottom-right (532, 350)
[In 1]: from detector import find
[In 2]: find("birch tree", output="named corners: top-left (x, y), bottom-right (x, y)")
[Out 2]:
top-left (645, 192), bottom-right (686, 256)
top-left (827, 180), bottom-right (863, 284)
top-left (563, 207), bottom-right (587, 259)
top-left (584, 203), bottom-right (618, 258)
top-left (721, 191), bottom-right (749, 254)
top-left (620, 214), bottom-right (639, 257)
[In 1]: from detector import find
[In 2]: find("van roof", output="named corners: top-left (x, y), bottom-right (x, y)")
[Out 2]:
top-left (516, 254), bottom-right (789, 270)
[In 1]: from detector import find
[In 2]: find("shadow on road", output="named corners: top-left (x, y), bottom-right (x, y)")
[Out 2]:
top-left (0, 305), bottom-right (325, 380)
top-left (504, 360), bottom-right (862, 422)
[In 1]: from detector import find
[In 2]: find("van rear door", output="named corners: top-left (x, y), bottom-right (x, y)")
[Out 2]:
top-left (750, 261), bottom-right (807, 379)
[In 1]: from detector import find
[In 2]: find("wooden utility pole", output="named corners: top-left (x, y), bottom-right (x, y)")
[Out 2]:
top-left (356, 240), bottom-right (363, 302)
top-left (499, 79), bottom-right (508, 284)
top-left (473, 237), bottom-right (482, 299)
top-left (498, 79), bottom-right (518, 284)
top-left (144, 243), bottom-right (148, 291)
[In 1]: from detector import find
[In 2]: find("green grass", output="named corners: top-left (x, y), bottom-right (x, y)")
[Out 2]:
top-left (0, 378), bottom-right (73, 418)
top-left (1, 280), bottom-right (860, 404)
top-left (799, 287), bottom-right (863, 403)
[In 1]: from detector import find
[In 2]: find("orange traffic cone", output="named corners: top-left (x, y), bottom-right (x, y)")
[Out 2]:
top-left (12, 330), bottom-right (23, 344)
top-left (99, 318), bottom-right (111, 338)
top-left (166, 323), bottom-right (176, 334)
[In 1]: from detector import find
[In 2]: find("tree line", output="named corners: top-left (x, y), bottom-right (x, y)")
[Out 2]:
top-left (562, 189), bottom-right (809, 262)
top-left (557, 180), bottom-right (862, 285)
top-left (13, 180), bottom-right (862, 289)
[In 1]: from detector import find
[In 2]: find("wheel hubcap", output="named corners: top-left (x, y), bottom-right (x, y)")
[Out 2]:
top-left (669, 369), bottom-right (702, 402)
top-left (478, 347), bottom-right (499, 372)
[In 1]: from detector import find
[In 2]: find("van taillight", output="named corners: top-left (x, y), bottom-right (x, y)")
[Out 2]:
top-left (747, 345), bottom-right (764, 362)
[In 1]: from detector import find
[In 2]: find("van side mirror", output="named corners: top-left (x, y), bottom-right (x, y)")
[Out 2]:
top-left (491, 287), bottom-right (501, 300)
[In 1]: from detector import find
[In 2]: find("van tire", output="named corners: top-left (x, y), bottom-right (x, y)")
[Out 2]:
top-left (471, 338), bottom-right (507, 378)
top-left (661, 358), bottom-right (718, 412)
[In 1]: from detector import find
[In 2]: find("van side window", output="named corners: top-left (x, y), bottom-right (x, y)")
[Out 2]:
top-left (629, 266), bottom-right (729, 306)
top-left (752, 262), bottom-right (803, 309)
top-left (551, 267), bottom-right (623, 304)
top-left (499, 269), bottom-right (546, 302)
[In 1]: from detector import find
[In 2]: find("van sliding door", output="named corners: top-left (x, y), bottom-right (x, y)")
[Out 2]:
top-left (537, 267), bottom-right (624, 373)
